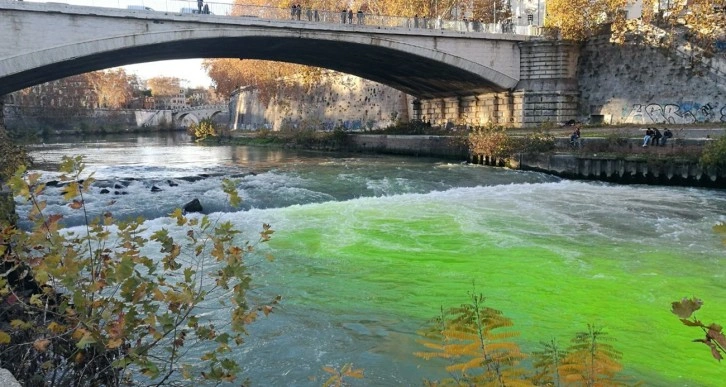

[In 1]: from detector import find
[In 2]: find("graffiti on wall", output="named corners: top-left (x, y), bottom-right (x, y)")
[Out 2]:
top-left (624, 102), bottom-right (725, 124)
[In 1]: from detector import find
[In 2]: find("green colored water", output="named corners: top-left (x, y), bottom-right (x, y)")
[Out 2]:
top-left (255, 182), bottom-right (725, 386)
top-left (27, 136), bottom-right (724, 385)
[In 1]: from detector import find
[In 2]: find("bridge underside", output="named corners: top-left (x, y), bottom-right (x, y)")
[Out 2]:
top-left (1, 36), bottom-right (506, 99)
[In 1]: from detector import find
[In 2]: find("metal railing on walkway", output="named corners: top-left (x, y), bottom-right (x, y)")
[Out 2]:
top-left (22, 0), bottom-right (543, 36)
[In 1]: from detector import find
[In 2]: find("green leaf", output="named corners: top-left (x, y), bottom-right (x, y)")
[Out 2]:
top-left (76, 331), bottom-right (97, 349)
top-left (184, 267), bottom-right (194, 283)
top-left (222, 179), bottom-right (242, 208)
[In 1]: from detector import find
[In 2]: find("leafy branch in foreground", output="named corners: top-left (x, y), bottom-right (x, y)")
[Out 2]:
top-left (416, 290), bottom-right (637, 386)
top-left (559, 324), bottom-right (627, 386)
top-left (672, 297), bottom-right (726, 362)
top-left (415, 290), bottom-right (527, 386)
top-left (0, 155), bottom-right (278, 386)
top-left (321, 363), bottom-right (364, 387)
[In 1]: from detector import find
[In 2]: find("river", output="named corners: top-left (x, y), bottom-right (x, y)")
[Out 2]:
top-left (18, 132), bottom-right (726, 386)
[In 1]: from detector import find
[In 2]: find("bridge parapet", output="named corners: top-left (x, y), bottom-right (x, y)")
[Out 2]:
top-left (173, 104), bottom-right (227, 113)
top-left (21, 1), bottom-right (542, 36)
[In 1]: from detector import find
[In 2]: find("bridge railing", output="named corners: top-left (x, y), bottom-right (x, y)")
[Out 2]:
top-left (25, 0), bottom-right (542, 36)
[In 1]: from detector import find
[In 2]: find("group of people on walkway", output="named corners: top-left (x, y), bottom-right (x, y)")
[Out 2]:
top-left (196, 0), bottom-right (210, 14)
top-left (340, 9), bottom-right (365, 24)
top-left (290, 4), bottom-right (321, 21)
top-left (289, 5), bottom-right (366, 24)
top-left (643, 127), bottom-right (673, 147)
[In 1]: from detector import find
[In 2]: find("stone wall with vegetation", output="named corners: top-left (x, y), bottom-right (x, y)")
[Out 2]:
top-left (578, 20), bottom-right (726, 125)
top-left (230, 72), bottom-right (412, 131)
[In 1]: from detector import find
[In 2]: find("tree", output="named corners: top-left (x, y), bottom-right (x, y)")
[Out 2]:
top-left (0, 156), bottom-right (279, 385)
top-left (203, 58), bottom-right (318, 106)
top-left (0, 127), bottom-right (31, 184)
top-left (472, 0), bottom-right (512, 23)
top-left (545, 0), bottom-right (628, 41)
top-left (86, 69), bottom-right (134, 109)
top-left (146, 76), bottom-right (183, 97)
top-left (700, 135), bottom-right (726, 170)
top-left (468, 124), bottom-right (515, 160)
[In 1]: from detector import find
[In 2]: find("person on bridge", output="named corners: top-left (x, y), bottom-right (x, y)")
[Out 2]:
top-left (357, 9), bottom-right (364, 24)
top-left (197, 0), bottom-right (203, 14)
top-left (341, 9), bottom-right (347, 24)
top-left (348, 9), bottom-right (353, 24)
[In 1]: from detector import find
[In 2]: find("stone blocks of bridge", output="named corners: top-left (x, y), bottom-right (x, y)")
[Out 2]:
top-left (414, 41), bottom-right (581, 128)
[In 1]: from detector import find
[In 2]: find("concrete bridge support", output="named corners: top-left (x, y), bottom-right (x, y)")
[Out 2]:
top-left (415, 41), bottom-right (580, 128)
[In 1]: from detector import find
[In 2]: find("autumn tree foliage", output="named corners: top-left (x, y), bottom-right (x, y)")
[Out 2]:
top-left (472, 0), bottom-right (512, 23)
top-left (415, 289), bottom-right (637, 386)
top-left (415, 291), bottom-right (528, 385)
top-left (660, 0), bottom-right (726, 52)
top-left (559, 325), bottom-right (626, 386)
top-left (146, 76), bottom-right (183, 97)
top-left (11, 70), bottom-right (141, 111)
top-left (85, 69), bottom-right (135, 109)
top-left (0, 156), bottom-right (278, 385)
top-left (545, 0), bottom-right (629, 41)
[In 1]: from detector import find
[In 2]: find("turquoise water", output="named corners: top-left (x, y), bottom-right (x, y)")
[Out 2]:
top-left (25, 134), bottom-right (726, 386)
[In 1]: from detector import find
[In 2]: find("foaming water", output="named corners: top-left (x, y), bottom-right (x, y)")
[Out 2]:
top-left (241, 182), bottom-right (725, 386)
top-left (20, 134), bottom-right (726, 386)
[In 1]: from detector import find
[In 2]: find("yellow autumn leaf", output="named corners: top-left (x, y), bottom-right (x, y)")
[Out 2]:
top-left (47, 322), bottom-right (66, 334)
top-left (72, 328), bottom-right (88, 340)
top-left (106, 338), bottom-right (124, 349)
top-left (29, 293), bottom-right (44, 307)
top-left (10, 319), bottom-right (32, 330)
top-left (0, 330), bottom-right (11, 344)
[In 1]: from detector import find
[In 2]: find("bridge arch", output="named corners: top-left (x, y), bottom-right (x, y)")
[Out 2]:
top-left (0, 4), bottom-right (522, 98)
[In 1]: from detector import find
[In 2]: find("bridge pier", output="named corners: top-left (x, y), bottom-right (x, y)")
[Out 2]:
top-left (415, 41), bottom-right (580, 128)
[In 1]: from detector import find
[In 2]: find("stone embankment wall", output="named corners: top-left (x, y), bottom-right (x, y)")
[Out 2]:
top-left (345, 134), bottom-right (723, 188)
top-left (230, 72), bottom-right (412, 131)
top-left (511, 153), bottom-right (725, 188)
top-left (2, 105), bottom-right (174, 134)
top-left (348, 134), bottom-right (467, 159)
top-left (578, 20), bottom-right (726, 125)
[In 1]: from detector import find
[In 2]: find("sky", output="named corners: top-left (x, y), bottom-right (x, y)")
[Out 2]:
top-left (24, 0), bottom-right (225, 89)
top-left (120, 59), bottom-right (214, 89)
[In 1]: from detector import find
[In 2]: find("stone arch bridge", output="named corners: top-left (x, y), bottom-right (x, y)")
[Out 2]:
top-left (0, 2), bottom-right (579, 127)
top-left (173, 104), bottom-right (228, 126)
